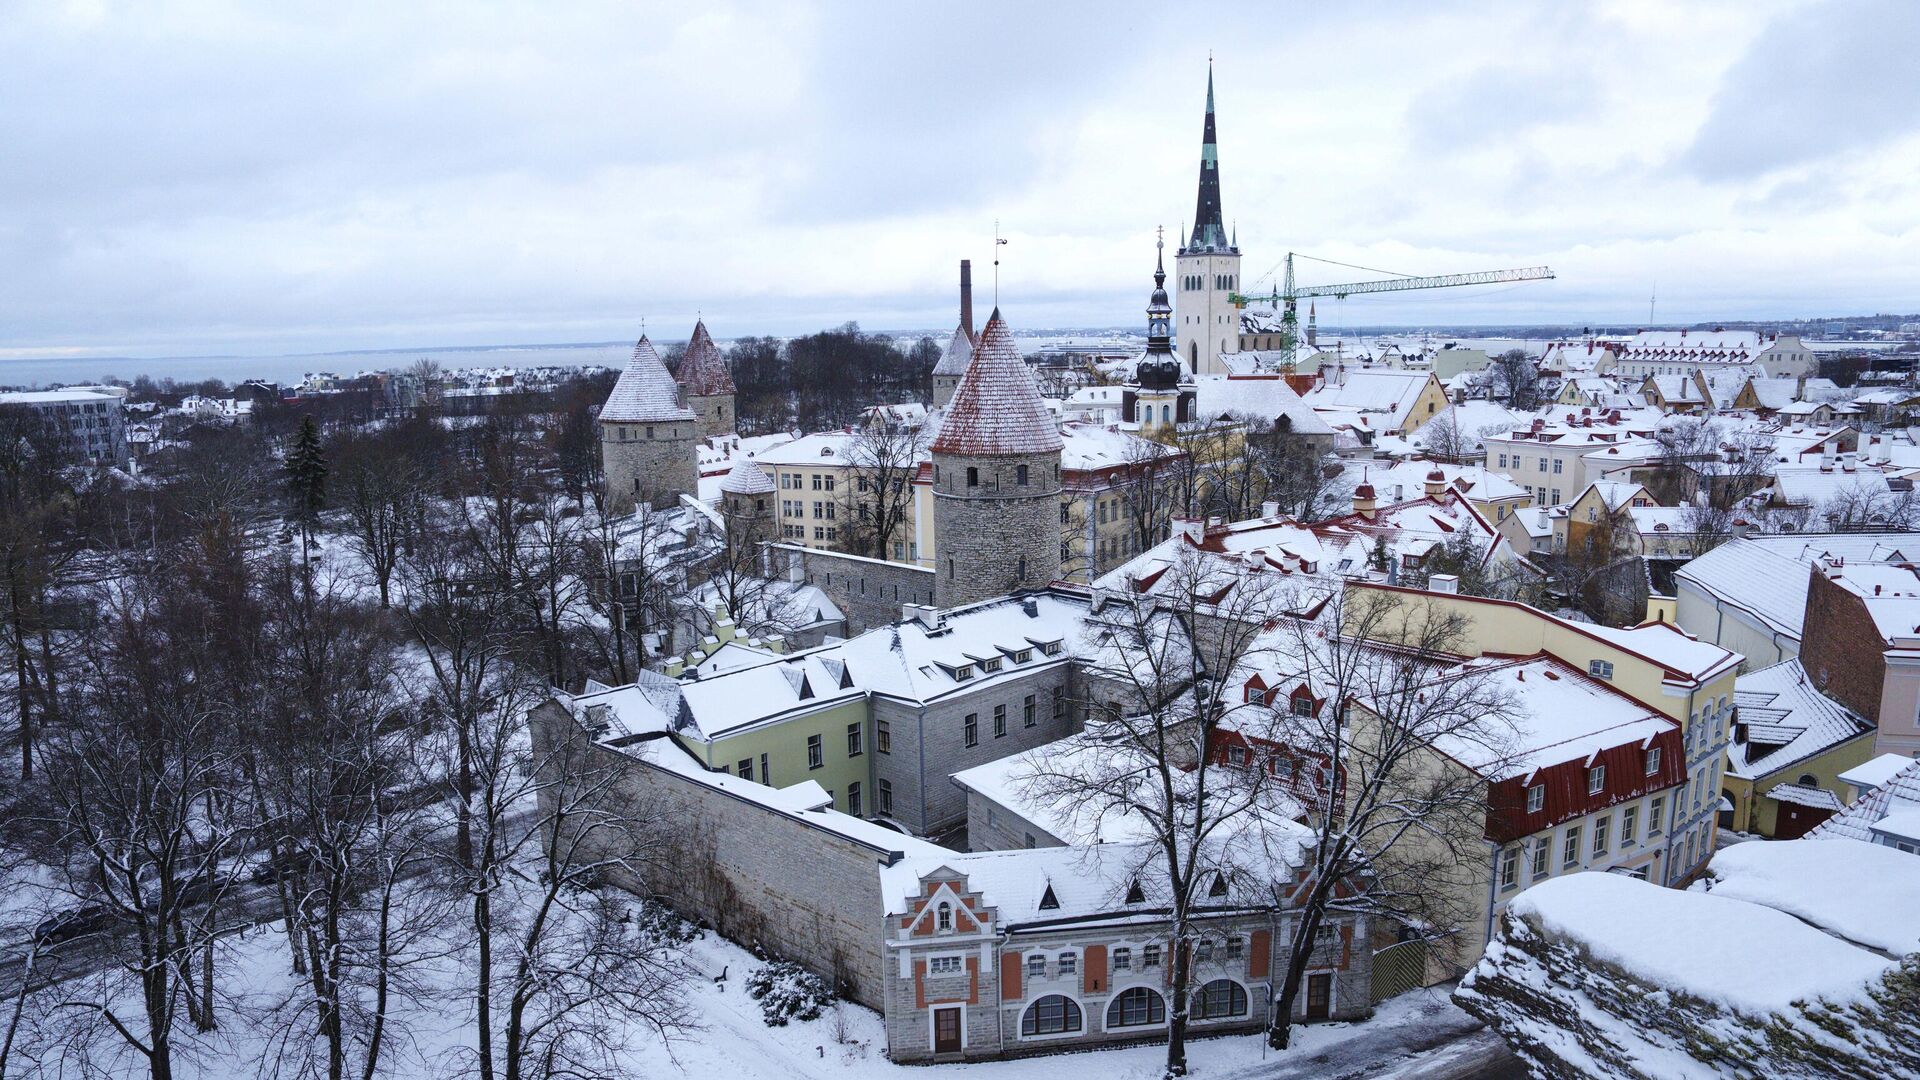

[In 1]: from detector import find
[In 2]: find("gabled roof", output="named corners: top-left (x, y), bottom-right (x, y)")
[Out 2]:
top-left (601, 336), bottom-right (695, 423)
top-left (675, 320), bottom-right (736, 397)
top-left (930, 310), bottom-right (1064, 457)
top-left (930, 324), bottom-right (974, 377)
top-left (1727, 659), bottom-right (1874, 780)
top-left (1811, 756), bottom-right (1920, 846)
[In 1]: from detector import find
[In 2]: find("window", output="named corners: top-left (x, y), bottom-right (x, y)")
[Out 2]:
top-left (1644, 746), bottom-right (1662, 775)
top-left (760, 753), bottom-right (770, 785)
top-left (1291, 695), bottom-right (1315, 717)
top-left (1225, 936), bottom-right (1244, 960)
top-left (1021, 996), bottom-right (1082, 1036)
top-left (1526, 784), bottom-right (1544, 814)
top-left (1552, 458), bottom-right (1563, 474)
top-left (964, 714), bottom-right (978, 748)
top-left (806, 734), bottom-right (823, 770)
top-left (847, 722), bottom-right (863, 757)
top-left (966, 467), bottom-right (979, 488)
top-left (877, 720), bottom-right (890, 754)
top-left (1622, 806), bottom-right (1638, 845)
top-left (1588, 764), bottom-right (1606, 795)
top-left (848, 782), bottom-right (862, 817)
top-left (1498, 452), bottom-right (1508, 468)
top-left (1052, 686), bottom-right (1064, 719)
top-left (1143, 944), bottom-right (1161, 968)
top-left (1592, 814), bottom-right (1610, 856)
top-left (879, 778), bottom-right (893, 814)
top-left (1649, 796), bottom-right (1664, 834)
top-left (1112, 947), bottom-right (1131, 971)
top-left (1500, 847), bottom-right (1520, 891)
top-left (1017, 464), bottom-right (1029, 485)
top-left (936, 902), bottom-right (952, 932)
top-left (981, 657), bottom-right (1002, 673)
top-left (1026, 954), bottom-right (1045, 978)
top-left (1024, 694), bottom-right (1036, 727)
top-left (1589, 659), bottom-right (1614, 680)
top-left (1227, 744), bottom-right (1247, 765)
top-left (1531, 840), bottom-right (1549, 881)
top-left (928, 955), bottom-right (963, 975)
top-left (1194, 979), bottom-right (1249, 1020)
top-left (994, 705), bottom-right (1007, 738)
top-left (1106, 987), bottom-right (1166, 1029)
top-left (1057, 952), bottom-right (1076, 975)
top-left (1563, 825), bottom-right (1582, 867)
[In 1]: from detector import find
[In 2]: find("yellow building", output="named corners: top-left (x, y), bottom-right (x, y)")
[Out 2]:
top-left (1721, 658), bottom-right (1877, 839)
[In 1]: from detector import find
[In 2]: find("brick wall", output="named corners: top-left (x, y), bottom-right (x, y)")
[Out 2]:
top-left (1800, 568), bottom-right (1885, 722)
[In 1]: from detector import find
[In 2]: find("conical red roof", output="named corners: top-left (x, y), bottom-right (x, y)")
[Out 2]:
top-left (602, 336), bottom-right (695, 423)
top-left (930, 309), bottom-right (1063, 456)
top-left (676, 320), bottom-right (736, 396)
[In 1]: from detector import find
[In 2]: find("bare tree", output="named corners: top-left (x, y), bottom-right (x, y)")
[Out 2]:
top-left (1246, 418), bottom-right (1339, 521)
top-left (1257, 584), bottom-right (1518, 1048)
top-left (1648, 418), bottom-right (1719, 506)
top-left (1418, 411), bottom-right (1472, 464)
top-left (1487, 350), bottom-right (1541, 411)
top-left (331, 430), bottom-right (427, 608)
top-left (838, 421), bottom-right (925, 562)
top-left (1016, 546), bottom-right (1286, 1078)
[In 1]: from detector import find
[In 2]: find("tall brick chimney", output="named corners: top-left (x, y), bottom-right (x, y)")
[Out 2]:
top-left (959, 260), bottom-right (974, 339)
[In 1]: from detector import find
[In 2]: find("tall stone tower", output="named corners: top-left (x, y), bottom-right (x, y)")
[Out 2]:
top-left (931, 309), bottom-right (1064, 609)
top-left (930, 260), bottom-right (976, 410)
top-left (675, 319), bottom-right (737, 438)
top-left (1174, 65), bottom-right (1242, 376)
top-left (600, 335), bottom-right (698, 514)
top-left (718, 457), bottom-right (775, 533)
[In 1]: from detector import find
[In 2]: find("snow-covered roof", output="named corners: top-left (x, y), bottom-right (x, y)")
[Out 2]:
top-left (1444, 655), bottom-right (1677, 779)
top-left (719, 458), bottom-right (776, 496)
top-left (675, 320), bottom-right (736, 396)
top-left (1677, 534), bottom-right (1920, 643)
top-left (1770, 463), bottom-right (1891, 507)
top-left (1811, 756), bottom-right (1920, 846)
top-left (1059, 421), bottom-right (1172, 472)
top-left (1838, 753), bottom-right (1917, 792)
top-left (0, 388), bottom-right (121, 406)
top-left (601, 336), bottom-right (695, 423)
top-left (1730, 662), bottom-right (1873, 780)
top-left (753, 430), bottom-right (859, 467)
top-left (930, 324), bottom-right (974, 377)
top-left (1763, 784), bottom-right (1843, 811)
top-left (1334, 460), bottom-right (1528, 506)
top-left (949, 737), bottom-right (1162, 848)
top-left (1191, 374), bottom-right (1334, 435)
top-left (930, 311), bottom-right (1063, 457)
top-left (1302, 370), bottom-right (1437, 431)
top-left (1706, 837), bottom-right (1920, 956)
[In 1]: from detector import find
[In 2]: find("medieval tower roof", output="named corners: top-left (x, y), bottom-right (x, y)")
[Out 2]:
top-left (719, 457), bottom-right (776, 496)
top-left (930, 324), bottom-right (975, 377)
top-left (602, 335), bottom-right (696, 423)
top-left (676, 319), bottom-right (736, 396)
top-left (1182, 65), bottom-right (1235, 256)
top-left (930, 309), bottom-right (1064, 457)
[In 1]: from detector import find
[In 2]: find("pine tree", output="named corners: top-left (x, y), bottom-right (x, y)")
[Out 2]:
top-left (285, 415), bottom-right (327, 556)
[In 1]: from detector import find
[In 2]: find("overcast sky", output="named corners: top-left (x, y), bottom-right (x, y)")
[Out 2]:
top-left (3, 0), bottom-right (1917, 362)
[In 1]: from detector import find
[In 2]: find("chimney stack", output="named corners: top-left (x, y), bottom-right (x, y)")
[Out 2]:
top-left (959, 260), bottom-right (974, 339)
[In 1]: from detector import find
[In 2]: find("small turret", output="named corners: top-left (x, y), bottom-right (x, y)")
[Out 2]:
top-left (1424, 467), bottom-right (1448, 498)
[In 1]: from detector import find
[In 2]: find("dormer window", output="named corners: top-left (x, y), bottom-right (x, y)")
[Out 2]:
top-left (1040, 641), bottom-right (1063, 656)
top-left (1587, 764), bottom-right (1606, 795)
top-left (1038, 884), bottom-right (1059, 910)
top-left (980, 657), bottom-right (1002, 674)
top-left (1012, 649), bottom-right (1032, 663)
top-left (1125, 879), bottom-right (1145, 904)
top-left (1208, 874), bottom-right (1229, 898)
top-left (953, 665), bottom-right (974, 681)
top-left (1645, 746), bottom-right (1662, 775)
top-left (1526, 784), bottom-right (1544, 813)
top-left (936, 902), bottom-right (953, 933)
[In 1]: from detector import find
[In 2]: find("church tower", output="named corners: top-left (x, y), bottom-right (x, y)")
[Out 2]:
top-left (600, 335), bottom-right (698, 514)
top-left (931, 309), bottom-right (1064, 609)
top-left (1133, 229), bottom-right (1184, 429)
top-left (1174, 65), bottom-right (1242, 376)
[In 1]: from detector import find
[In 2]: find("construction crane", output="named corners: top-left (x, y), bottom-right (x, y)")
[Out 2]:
top-left (1229, 252), bottom-right (1555, 370)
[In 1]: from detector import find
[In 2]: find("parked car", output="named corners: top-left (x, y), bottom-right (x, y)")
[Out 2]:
top-left (250, 848), bottom-right (320, 886)
top-left (170, 872), bottom-right (241, 907)
top-left (33, 903), bottom-right (116, 945)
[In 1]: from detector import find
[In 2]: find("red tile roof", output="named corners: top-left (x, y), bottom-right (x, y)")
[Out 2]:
top-left (676, 320), bottom-right (736, 396)
top-left (930, 310), bottom-right (1063, 457)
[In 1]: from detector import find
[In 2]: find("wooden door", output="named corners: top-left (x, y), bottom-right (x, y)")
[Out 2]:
top-left (1306, 973), bottom-right (1332, 1021)
top-left (934, 1007), bottom-right (962, 1054)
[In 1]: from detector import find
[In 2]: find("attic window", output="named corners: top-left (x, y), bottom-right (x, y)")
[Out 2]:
top-left (953, 665), bottom-right (974, 681)
top-left (1125, 880), bottom-right (1145, 904)
top-left (936, 902), bottom-right (952, 932)
top-left (1012, 649), bottom-right (1032, 663)
top-left (980, 657), bottom-right (1003, 673)
top-left (1040, 641), bottom-right (1063, 656)
top-left (1208, 873), bottom-right (1229, 898)
top-left (1039, 884), bottom-right (1060, 911)
top-left (1588, 659), bottom-right (1614, 680)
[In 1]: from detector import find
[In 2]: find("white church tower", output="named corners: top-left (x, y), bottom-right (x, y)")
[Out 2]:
top-left (1175, 65), bottom-right (1242, 376)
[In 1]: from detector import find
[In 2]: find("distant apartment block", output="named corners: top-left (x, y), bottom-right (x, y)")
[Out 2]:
top-left (0, 388), bottom-right (129, 467)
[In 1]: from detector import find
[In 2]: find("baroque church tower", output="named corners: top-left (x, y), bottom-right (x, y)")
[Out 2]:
top-left (930, 309), bottom-right (1064, 609)
top-left (1174, 65), bottom-right (1242, 376)
top-left (1133, 229), bottom-right (1186, 429)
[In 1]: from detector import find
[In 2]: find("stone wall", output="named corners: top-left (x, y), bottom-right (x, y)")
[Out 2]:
top-left (530, 701), bottom-right (896, 1007)
top-left (931, 450), bottom-right (1064, 608)
top-left (601, 418), bottom-right (698, 512)
top-left (686, 391), bottom-right (735, 439)
top-left (772, 544), bottom-right (936, 634)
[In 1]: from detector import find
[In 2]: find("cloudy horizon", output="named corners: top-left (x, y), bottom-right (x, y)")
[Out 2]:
top-left (4, 0), bottom-right (1917, 366)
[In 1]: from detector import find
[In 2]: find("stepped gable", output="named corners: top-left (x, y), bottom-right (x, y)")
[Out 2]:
top-left (930, 324), bottom-right (975, 377)
top-left (676, 319), bottom-right (736, 396)
top-left (930, 310), bottom-right (1063, 456)
top-left (602, 336), bottom-right (695, 423)
top-left (719, 458), bottom-right (775, 495)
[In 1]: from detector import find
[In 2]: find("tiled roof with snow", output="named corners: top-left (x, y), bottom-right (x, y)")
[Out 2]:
top-left (1059, 421), bottom-right (1172, 472)
top-left (1770, 463), bottom-right (1891, 506)
top-left (1302, 370), bottom-right (1435, 428)
top-left (930, 311), bottom-right (1063, 456)
top-left (675, 320), bottom-right (736, 396)
top-left (1192, 374), bottom-right (1335, 435)
top-left (1726, 659), bottom-right (1873, 780)
top-left (1443, 655), bottom-right (1678, 778)
top-left (1811, 756), bottom-right (1920, 846)
top-left (930, 324), bottom-right (974, 377)
top-left (1676, 533), bottom-right (1920, 643)
top-left (601, 336), bottom-right (696, 423)
top-left (719, 458), bottom-right (776, 495)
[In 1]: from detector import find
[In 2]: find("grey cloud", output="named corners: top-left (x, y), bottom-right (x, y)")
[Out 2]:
top-left (1681, 0), bottom-right (1920, 180)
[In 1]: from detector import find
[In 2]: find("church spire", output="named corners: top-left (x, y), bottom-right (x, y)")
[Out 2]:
top-left (1184, 64), bottom-right (1231, 255)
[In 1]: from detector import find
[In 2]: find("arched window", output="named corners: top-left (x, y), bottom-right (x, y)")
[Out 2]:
top-left (1021, 995), bottom-right (1083, 1036)
top-left (1193, 979), bottom-right (1249, 1020)
top-left (1162, 404), bottom-right (1171, 423)
top-left (936, 902), bottom-right (952, 932)
top-left (1105, 986), bottom-right (1166, 1028)
top-left (1798, 774), bottom-right (1818, 787)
